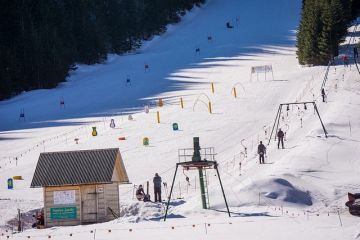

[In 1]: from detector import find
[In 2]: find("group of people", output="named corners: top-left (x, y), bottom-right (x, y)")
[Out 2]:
top-left (136, 173), bottom-right (163, 203)
top-left (257, 129), bottom-right (285, 164)
top-left (137, 130), bottom-right (286, 197)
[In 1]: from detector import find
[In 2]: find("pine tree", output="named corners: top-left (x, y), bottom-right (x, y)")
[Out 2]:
top-left (297, 0), bottom-right (321, 65)
top-left (297, 0), bottom-right (355, 65)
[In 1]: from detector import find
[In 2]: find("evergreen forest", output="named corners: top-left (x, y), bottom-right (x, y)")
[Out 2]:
top-left (297, 0), bottom-right (360, 65)
top-left (0, 0), bottom-right (204, 100)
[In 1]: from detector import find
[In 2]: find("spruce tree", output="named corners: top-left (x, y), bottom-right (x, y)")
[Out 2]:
top-left (297, 0), bottom-right (321, 65)
top-left (297, 0), bottom-right (356, 65)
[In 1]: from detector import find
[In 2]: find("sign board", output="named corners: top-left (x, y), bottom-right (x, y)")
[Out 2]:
top-left (50, 207), bottom-right (77, 220)
top-left (54, 190), bottom-right (76, 205)
top-left (251, 65), bottom-right (272, 73)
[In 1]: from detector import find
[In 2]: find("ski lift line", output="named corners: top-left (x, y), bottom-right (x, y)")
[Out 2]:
top-left (321, 60), bottom-right (334, 90)
top-left (213, 119), bottom-right (275, 166)
top-left (268, 102), bottom-right (328, 146)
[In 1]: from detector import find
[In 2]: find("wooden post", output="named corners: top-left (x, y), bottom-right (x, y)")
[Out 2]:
top-left (158, 98), bottom-right (163, 107)
top-left (233, 87), bottom-right (237, 98)
top-left (146, 181), bottom-right (149, 195)
top-left (180, 97), bottom-right (184, 109)
top-left (208, 102), bottom-right (212, 114)
top-left (157, 111), bottom-right (160, 123)
top-left (211, 83), bottom-right (214, 93)
top-left (17, 209), bottom-right (21, 232)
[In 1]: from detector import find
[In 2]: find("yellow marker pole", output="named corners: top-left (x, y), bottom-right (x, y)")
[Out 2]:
top-left (233, 87), bottom-right (237, 98)
top-left (208, 102), bottom-right (212, 114)
top-left (180, 97), bottom-right (184, 109)
top-left (211, 83), bottom-right (215, 93)
top-left (157, 111), bottom-right (160, 123)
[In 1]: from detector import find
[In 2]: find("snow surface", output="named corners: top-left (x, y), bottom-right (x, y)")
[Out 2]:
top-left (1, 0), bottom-right (360, 239)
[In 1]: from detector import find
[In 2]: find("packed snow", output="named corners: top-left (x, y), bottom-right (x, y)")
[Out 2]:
top-left (1, 0), bottom-right (360, 239)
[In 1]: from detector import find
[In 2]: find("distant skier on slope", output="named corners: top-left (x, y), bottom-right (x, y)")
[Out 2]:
top-left (226, 21), bottom-right (234, 29)
top-left (354, 47), bottom-right (359, 60)
top-left (343, 55), bottom-right (349, 67)
top-left (321, 88), bottom-right (326, 103)
top-left (257, 141), bottom-right (266, 164)
top-left (277, 128), bottom-right (284, 149)
top-left (153, 173), bottom-right (162, 202)
top-left (195, 47), bottom-right (200, 54)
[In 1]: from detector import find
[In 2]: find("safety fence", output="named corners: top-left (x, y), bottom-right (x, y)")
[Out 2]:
top-left (0, 203), bottom-right (350, 240)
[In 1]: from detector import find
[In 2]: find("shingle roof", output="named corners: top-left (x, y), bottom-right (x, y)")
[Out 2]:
top-left (31, 148), bottom-right (128, 187)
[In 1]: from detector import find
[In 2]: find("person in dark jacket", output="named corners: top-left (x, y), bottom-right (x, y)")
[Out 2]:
top-left (277, 129), bottom-right (284, 149)
top-left (321, 88), bottom-right (326, 103)
top-left (354, 47), bottom-right (358, 60)
top-left (343, 55), bottom-right (349, 67)
top-left (226, 21), bottom-right (234, 29)
top-left (257, 141), bottom-right (266, 164)
top-left (136, 185), bottom-right (146, 201)
top-left (153, 173), bottom-right (162, 202)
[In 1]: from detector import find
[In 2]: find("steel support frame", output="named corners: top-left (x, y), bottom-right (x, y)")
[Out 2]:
top-left (164, 161), bottom-right (231, 221)
top-left (268, 101), bottom-right (328, 146)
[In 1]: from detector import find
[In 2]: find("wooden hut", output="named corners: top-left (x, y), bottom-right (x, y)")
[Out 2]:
top-left (31, 148), bottom-right (129, 227)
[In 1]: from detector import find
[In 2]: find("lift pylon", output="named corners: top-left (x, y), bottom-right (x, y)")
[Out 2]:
top-left (163, 137), bottom-right (231, 221)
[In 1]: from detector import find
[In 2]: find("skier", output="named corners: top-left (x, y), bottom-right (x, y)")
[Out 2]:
top-left (126, 76), bottom-right (131, 86)
top-left (354, 47), bottom-right (359, 60)
top-left (277, 128), bottom-right (284, 149)
top-left (343, 55), bottom-right (349, 67)
top-left (226, 21), bottom-right (234, 29)
top-left (153, 173), bottom-right (162, 202)
top-left (257, 141), bottom-right (266, 164)
top-left (321, 88), bottom-right (326, 103)
top-left (144, 64), bottom-right (149, 71)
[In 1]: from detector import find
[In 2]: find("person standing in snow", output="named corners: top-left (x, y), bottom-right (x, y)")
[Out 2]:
top-left (354, 47), bottom-right (359, 60)
top-left (153, 173), bottom-right (162, 202)
top-left (343, 55), bottom-right (349, 67)
top-left (321, 88), bottom-right (326, 103)
top-left (226, 21), bottom-right (234, 29)
top-left (277, 128), bottom-right (284, 149)
top-left (257, 141), bottom-right (266, 164)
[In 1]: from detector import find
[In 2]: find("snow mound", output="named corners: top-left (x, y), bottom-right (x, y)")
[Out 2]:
top-left (263, 178), bottom-right (312, 206)
top-left (120, 202), bottom-right (166, 222)
top-left (242, 177), bottom-right (313, 206)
